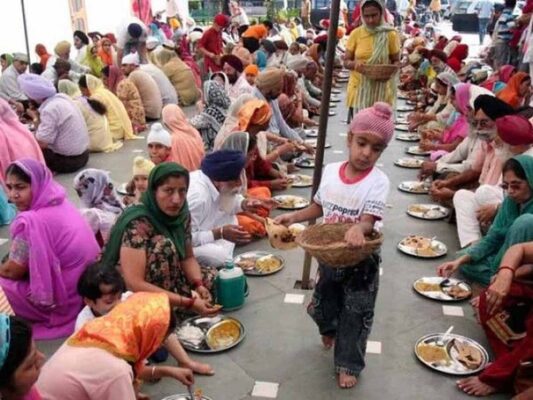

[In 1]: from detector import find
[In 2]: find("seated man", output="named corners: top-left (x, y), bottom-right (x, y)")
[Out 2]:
top-left (457, 242), bottom-right (533, 398)
top-left (41, 40), bottom-right (90, 83)
top-left (430, 96), bottom-right (515, 206)
top-left (454, 115), bottom-right (533, 248)
top-left (222, 54), bottom-right (253, 102)
top-left (18, 74), bottom-right (89, 173)
top-left (121, 53), bottom-right (163, 120)
top-left (0, 53), bottom-right (28, 105)
top-left (188, 150), bottom-right (273, 268)
top-left (420, 95), bottom-right (513, 180)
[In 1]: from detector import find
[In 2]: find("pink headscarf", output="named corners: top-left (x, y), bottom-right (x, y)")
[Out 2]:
top-left (440, 83), bottom-right (471, 144)
top-left (162, 104), bottom-right (205, 171)
top-left (9, 159), bottom-right (99, 308)
top-left (0, 98), bottom-right (44, 186)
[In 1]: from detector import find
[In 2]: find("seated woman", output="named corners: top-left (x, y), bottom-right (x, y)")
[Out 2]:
top-left (101, 163), bottom-right (220, 316)
top-left (0, 98), bottom-right (44, 185)
top-left (101, 65), bottom-right (147, 134)
top-left (58, 79), bottom-right (121, 153)
top-left (73, 169), bottom-right (124, 246)
top-left (37, 293), bottom-right (195, 399)
top-left (408, 72), bottom-right (458, 132)
top-left (420, 83), bottom-right (472, 160)
top-left (189, 80), bottom-right (231, 152)
top-left (0, 315), bottom-right (45, 400)
top-left (123, 157), bottom-right (155, 206)
top-left (278, 70), bottom-right (318, 129)
top-left (0, 159), bottom-right (100, 339)
top-left (457, 242), bottom-right (533, 398)
top-left (162, 104), bottom-right (204, 171)
top-left (497, 72), bottom-right (531, 109)
top-left (81, 43), bottom-right (104, 78)
top-left (481, 64), bottom-right (516, 94)
top-left (438, 155), bottom-right (533, 286)
top-left (79, 75), bottom-right (135, 141)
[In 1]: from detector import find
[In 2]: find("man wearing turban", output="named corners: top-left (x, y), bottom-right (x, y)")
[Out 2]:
top-left (41, 41), bottom-right (90, 83)
top-left (221, 55), bottom-right (253, 102)
top-left (187, 149), bottom-right (275, 267)
top-left (197, 14), bottom-right (230, 75)
top-left (17, 74), bottom-right (90, 173)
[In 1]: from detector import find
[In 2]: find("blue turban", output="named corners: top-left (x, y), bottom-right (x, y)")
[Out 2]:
top-left (201, 150), bottom-right (246, 182)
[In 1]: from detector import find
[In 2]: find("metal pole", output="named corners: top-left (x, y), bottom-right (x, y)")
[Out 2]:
top-left (20, 0), bottom-right (31, 64)
top-left (300, 0), bottom-right (340, 289)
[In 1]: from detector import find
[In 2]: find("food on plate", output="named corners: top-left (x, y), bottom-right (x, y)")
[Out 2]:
top-left (206, 320), bottom-right (241, 350)
top-left (288, 174), bottom-right (312, 187)
top-left (446, 285), bottom-right (471, 299)
top-left (417, 343), bottom-right (450, 365)
top-left (401, 235), bottom-right (438, 257)
top-left (409, 205), bottom-right (430, 213)
top-left (236, 258), bottom-right (256, 271)
top-left (276, 195), bottom-right (307, 209)
top-left (256, 255), bottom-right (281, 273)
top-left (289, 223), bottom-right (305, 236)
top-left (265, 218), bottom-right (298, 249)
top-left (453, 340), bottom-right (483, 369)
top-left (401, 182), bottom-right (429, 193)
top-left (194, 388), bottom-right (203, 400)
top-left (414, 281), bottom-right (441, 292)
top-left (176, 325), bottom-right (204, 347)
top-left (397, 158), bottom-right (423, 168)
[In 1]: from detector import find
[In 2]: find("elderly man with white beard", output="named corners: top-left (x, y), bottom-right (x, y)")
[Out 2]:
top-left (187, 149), bottom-right (275, 268)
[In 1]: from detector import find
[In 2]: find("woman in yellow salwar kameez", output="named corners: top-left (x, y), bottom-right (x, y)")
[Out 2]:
top-left (344, 0), bottom-right (400, 123)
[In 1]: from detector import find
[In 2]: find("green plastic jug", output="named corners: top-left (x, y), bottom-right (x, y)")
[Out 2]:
top-left (215, 259), bottom-right (249, 311)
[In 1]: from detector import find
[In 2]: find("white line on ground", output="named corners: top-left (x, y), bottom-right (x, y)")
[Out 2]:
top-left (333, 150), bottom-right (344, 154)
top-left (442, 305), bottom-right (464, 317)
top-left (379, 268), bottom-right (383, 276)
top-left (252, 381), bottom-right (279, 398)
top-left (0, 238), bottom-right (8, 246)
top-left (366, 341), bottom-right (382, 354)
top-left (132, 149), bottom-right (143, 153)
top-left (339, 133), bottom-right (347, 137)
top-left (284, 294), bottom-right (305, 304)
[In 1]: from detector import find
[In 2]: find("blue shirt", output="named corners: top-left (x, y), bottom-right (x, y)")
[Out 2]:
top-left (477, 0), bottom-right (493, 19)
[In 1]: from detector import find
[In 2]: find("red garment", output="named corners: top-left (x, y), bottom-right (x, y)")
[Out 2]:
top-left (198, 27), bottom-right (223, 74)
top-left (478, 281), bottom-right (533, 391)
top-left (449, 44), bottom-right (469, 62)
top-left (245, 151), bottom-right (274, 189)
top-left (35, 44), bottom-right (50, 69)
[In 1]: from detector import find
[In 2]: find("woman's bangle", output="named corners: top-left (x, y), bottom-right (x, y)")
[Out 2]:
top-left (498, 266), bottom-right (515, 275)
top-left (219, 226), bottom-right (224, 240)
top-left (151, 366), bottom-right (157, 380)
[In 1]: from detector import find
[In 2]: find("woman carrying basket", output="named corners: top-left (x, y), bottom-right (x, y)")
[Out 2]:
top-left (343, 0), bottom-right (401, 123)
top-left (275, 103), bottom-right (394, 389)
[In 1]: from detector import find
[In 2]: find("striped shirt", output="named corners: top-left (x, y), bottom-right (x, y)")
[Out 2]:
top-left (496, 8), bottom-right (516, 41)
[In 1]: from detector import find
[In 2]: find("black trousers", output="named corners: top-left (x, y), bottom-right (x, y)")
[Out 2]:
top-left (42, 148), bottom-right (89, 174)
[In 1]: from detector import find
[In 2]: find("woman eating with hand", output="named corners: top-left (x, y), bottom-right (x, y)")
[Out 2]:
top-left (101, 162), bottom-right (220, 317)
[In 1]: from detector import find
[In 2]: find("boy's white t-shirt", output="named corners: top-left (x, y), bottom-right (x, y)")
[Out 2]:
top-left (314, 162), bottom-right (390, 226)
top-left (75, 292), bottom-right (133, 331)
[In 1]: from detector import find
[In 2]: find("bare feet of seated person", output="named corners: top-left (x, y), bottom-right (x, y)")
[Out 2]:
top-left (456, 376), bottom-right (497, 396)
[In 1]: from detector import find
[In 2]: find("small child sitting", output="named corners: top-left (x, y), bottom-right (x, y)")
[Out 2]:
top-left (123, 156), bottom-right (155, 206)
top-left (76, 262), bottom-right (214, 377)
top-left (275, 102), bottom-right (393, 389)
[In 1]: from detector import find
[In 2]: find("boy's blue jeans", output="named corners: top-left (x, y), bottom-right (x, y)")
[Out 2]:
top-left (307, 254), bottom-right (380, 377)
top-left (479, 18), bottom-right (490, 45)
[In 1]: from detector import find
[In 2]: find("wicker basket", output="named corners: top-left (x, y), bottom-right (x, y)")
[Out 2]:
top-left (295, 223), bottom-right (383, 268)
top-left (359, 64), bottom-right (399, 81)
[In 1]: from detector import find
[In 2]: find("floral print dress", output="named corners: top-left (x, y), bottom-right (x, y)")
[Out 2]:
top-left (120, 216), bottom-right (216, 298)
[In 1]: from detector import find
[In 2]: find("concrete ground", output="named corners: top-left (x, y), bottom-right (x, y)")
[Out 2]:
top-left (0, 22), bottom-right (510, 400)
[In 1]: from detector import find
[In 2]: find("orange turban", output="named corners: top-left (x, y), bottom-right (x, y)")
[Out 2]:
top-left (244, 64), bottom-right (259, 76)
top-left (238, 99), bottom-right (272, 131)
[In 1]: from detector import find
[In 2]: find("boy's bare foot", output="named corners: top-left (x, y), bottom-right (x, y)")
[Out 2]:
top-left (321, 335), bottom-right (335, 350)
top-left (457, 377), bottom-right (496, 396)
top-left (181, 360), bottom-right (215, 376)
top-left (338, 372), bottom-right (358, 389)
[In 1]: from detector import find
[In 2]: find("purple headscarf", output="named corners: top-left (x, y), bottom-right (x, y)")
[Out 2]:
top-left (17, 73), bottom-right (57, 101)
top-left (9, 159), bottom-right (80, 307)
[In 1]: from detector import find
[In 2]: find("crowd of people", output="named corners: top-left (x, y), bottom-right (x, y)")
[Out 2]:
top-left (0, 0), bottom-right (532, 398)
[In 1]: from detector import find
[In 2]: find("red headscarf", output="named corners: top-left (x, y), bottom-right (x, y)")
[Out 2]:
top-left (449, 44), bottom-right (469, 62)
